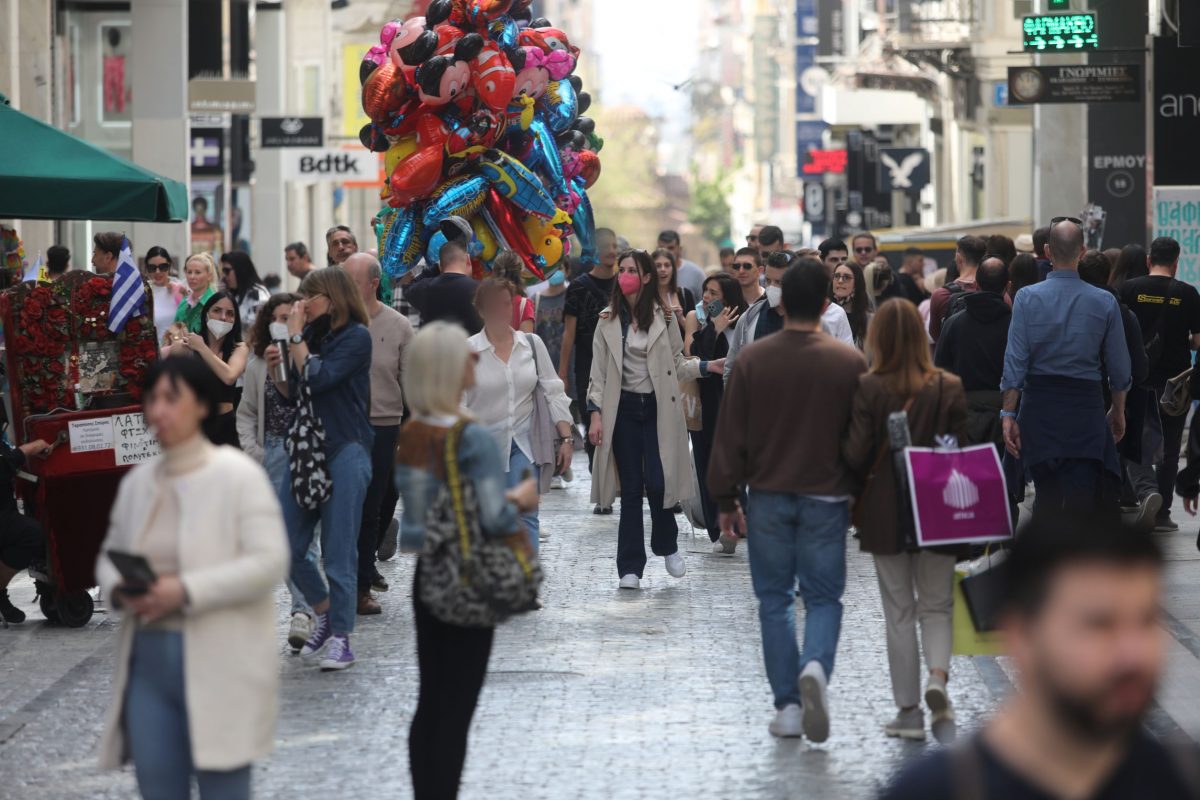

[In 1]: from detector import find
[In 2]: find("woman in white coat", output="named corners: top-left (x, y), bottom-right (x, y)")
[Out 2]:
top-left (587, 249), bottom-right (725, 589)
top-left (96, 356), bottom-right (289, 799)
top-left (464, 278), bottom-right (575, 551)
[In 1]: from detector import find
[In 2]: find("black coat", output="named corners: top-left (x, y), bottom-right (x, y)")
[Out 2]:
top-left (933, 291), bottom-right (1011, 393)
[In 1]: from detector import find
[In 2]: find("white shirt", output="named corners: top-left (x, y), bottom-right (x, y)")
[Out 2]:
top-left (821, 303), bottom-right (855, 346)
top-left (463, 330), bottom-right (573, 471)
top-left (151, 283), bottom-right (179, 343)
top-left (621, 327), bottom-right (654, 393)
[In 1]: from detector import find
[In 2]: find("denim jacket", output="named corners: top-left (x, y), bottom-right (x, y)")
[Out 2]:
top-left (394, 417), bottom-right (520, 553)
top-left (294, 321), bottom-right (374, 457)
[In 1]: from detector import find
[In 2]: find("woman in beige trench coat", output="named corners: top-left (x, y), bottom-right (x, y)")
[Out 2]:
top-left (95, 356), bottom-right (289, 799)
top-left (586, 249), bottom-right (724, 590)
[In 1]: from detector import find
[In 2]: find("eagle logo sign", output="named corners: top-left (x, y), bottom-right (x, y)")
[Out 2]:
top-left (881, 151), bottom-right (925, 189)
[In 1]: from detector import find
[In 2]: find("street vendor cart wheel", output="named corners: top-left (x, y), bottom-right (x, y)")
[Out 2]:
top-left (54, 589), bottom-right (94, 628)
top-left (36, 582), bottom-right (61, 624)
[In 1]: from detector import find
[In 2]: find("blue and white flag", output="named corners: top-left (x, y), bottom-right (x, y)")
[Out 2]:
top-left (108, 237), bottom-right (146, 333)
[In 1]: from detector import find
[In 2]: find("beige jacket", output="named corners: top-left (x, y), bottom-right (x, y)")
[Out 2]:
top-left (95, 444), bottom-right (289, 771)
top-left (587, 305), bottom-right (702, 508)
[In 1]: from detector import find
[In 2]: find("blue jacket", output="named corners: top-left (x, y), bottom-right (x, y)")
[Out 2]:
top-left (298, 321), bottom-right (374, 456)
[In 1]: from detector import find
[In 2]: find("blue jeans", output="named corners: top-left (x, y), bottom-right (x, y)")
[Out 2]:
top-left (612, 391), bottom-right (678, 577)
top-left (746, 491), bottom-right (848, 708)
top-left (505, 440), bottom-right (540, 552)
top-left (264, 439), bottom-right (319, 616)
top-left (277, 441), bottom-right (371, 635)
top-left (124, 630), bottom-right (252, 799)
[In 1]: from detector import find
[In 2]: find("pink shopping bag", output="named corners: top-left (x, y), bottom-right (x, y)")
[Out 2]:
top-left (904, 444), bottom-right (1013, 547)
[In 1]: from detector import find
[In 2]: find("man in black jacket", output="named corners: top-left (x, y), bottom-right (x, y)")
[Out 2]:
top-left (0, 436), bottom-right (51, 624)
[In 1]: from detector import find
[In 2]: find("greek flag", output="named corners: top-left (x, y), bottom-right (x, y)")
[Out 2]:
top-left (108, 237), bottom-right (146, 333)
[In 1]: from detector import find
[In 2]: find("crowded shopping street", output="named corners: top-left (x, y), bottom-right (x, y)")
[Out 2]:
top-left (4, 0), bottom-right (1200, 798)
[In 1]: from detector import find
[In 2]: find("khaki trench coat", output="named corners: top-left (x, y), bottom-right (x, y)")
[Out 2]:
top-left (95, 444), bottom-right (289, 771)
top-left (587, 306), bottom-right (702, 509)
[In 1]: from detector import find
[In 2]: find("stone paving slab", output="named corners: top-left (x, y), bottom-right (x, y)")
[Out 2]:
top-left (1, 457), bottom-right (1197, 799)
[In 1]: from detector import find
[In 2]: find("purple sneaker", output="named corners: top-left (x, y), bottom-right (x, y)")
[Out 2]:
top-left (299, 612), bottom-right (332, 660)
top-left (319, 634), bottom-right (355, 671)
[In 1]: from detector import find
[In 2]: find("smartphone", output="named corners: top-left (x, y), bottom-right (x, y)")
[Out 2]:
top-left (106, 549), bottom-right (158, 595)
top-left (705, 300), bottom-right (725, 318)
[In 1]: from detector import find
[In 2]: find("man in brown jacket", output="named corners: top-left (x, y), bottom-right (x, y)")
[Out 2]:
top-left (708, 258), bottom-right (867, 743)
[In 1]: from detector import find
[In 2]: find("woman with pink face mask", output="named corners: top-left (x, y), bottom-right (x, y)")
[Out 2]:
top-left (586, 250), bottom-right (725, 590)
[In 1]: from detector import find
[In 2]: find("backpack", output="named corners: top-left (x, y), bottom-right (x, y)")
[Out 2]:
top-left (939, 281), bottom-right (971, 328)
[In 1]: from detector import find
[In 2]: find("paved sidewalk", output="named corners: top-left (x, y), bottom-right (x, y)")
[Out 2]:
top-left (1, 457), bottom-right (1197, 799)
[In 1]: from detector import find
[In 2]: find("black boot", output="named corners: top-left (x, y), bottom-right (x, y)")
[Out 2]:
top-left (0, 589), bottom-right (26, 624)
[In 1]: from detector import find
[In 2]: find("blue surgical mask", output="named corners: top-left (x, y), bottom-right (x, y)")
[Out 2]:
top-left (695, 302), bottom-right (707, 323)
top-left (548, 269), bottom-right (565, 287)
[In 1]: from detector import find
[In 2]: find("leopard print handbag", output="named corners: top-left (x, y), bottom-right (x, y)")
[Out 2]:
top-left (418, 421), bottom-right (543, 628)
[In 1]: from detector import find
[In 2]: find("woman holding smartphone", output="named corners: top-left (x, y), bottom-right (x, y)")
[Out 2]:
top-left (96, 356), bottom-right (289, 799)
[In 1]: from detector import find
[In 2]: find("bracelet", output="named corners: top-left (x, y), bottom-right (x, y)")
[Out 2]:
top-left (557, 436), bottom-right (575, 445)
top-left (1000, 410), bottom-right (1017, 419)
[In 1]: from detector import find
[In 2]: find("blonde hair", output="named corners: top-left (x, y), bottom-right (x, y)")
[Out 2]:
top-left (866, 298), bottom-right (939, 397)
top-left (926, 267), bottom-right (948, 293)
top-left (184, 252), bottom-right (219, 292)
top-left (404, 321), bottom-right (471, 417)
top-left (298, 267), bottom-right (369, 330)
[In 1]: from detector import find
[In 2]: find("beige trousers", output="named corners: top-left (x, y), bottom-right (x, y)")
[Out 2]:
top-left (873, 550), bottom-right (956, 709)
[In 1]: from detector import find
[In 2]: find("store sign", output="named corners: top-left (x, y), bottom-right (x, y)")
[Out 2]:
top-left (1022, 12), bottom-right (1099, 51)
top-left (801, 149), bottom-right (848, 175)
top-left (283, 148), bottom-right (372, 182)
top-left (1153, 35), bottom-right (1200, 187)
top-left (261, 117), bottom-right (324, 148)
top-left (1007, 65), bottom-right (1139, 105)
top-left (190, 128), bottom-right (225, 176)
top-left (878, 148), bottom-right (931, 192)
top-left (188, 78), bottom-right (256, 113)
top-left (1153, 187), bottom-right (1200, 284)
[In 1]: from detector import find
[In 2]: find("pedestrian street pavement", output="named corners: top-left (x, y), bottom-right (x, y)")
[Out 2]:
top-left (2, 454), bottom-right (1199, 799)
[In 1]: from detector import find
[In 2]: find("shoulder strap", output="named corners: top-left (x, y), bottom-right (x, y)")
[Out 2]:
top-left (866, 394), bottom-right (916, 475)
top-left (443, 420), bottom-right (473, 563)
top-left (524, 332), bottom-right (542, 379)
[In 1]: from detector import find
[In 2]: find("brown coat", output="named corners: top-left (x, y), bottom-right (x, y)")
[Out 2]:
top-left (842, 371), bottom-right (969, 555)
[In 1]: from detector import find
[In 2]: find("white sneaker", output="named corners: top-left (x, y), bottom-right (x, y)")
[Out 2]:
top-left (551, 476), bottom-right (564, 490)
top-left (712, 533), bottom-right (738, 554)
top-left (798, 661), bottom-right (830, 743)
top-left (884, 707), bottom-right (926, 740)
top-left (664, 552), bottom-right (686, 578)
top-left (618, 574), bottom-right (641, 590)
top-left (287, 612), bottom-right (313, 653)
top-left (769, 704), bottom-right (804, 738)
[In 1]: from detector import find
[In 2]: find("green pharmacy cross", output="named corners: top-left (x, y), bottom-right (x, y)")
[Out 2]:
top-left (1022, 12), bottom-right (1099, 51)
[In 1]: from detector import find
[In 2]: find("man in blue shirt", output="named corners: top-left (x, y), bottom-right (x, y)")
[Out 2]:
top-left (1000, 219), bottom-right (1131, 516)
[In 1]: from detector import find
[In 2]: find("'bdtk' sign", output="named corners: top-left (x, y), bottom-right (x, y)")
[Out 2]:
top-left (283, 149), bottom-right (367, 182)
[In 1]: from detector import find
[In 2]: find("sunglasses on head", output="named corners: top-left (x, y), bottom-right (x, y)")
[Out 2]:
top-left (1050, 215), bottom-right (1083, 227)
top-left (148, 262), bottom-right (171, 273)
top-left (766, 252), bottom-right (793, 268)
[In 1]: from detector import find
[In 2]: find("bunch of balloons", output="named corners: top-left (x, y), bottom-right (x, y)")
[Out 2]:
top-left (359, 0), bottom-right (603, 285)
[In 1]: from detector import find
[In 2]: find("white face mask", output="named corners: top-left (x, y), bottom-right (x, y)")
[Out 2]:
top-left (269, 322), bottom-right (290, 341)
top-left (766, 285), bottom-right (783, 308)
top-left (207, 319), bottom-right (234, 339)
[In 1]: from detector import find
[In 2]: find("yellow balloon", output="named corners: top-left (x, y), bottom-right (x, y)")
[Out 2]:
top-left (472, 216), bottom-right (499, 262)
top-left (384, 136), bottom-right (419, 176)
top-left (522, 214), bottom-right (564, 270)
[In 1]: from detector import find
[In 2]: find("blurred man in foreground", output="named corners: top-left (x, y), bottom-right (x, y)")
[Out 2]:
top-left (881, 515), bottom-right (1198, 799)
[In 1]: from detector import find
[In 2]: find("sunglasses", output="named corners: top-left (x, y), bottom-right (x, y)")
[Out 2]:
top-left (148, 262), bottom-right (171, 273)
top-left (854, 246), bottom-right (875, 254)
top-left (732, 262), bottom-right (758, 271)
top-left (1050, 215), bottom-right (1083, 227)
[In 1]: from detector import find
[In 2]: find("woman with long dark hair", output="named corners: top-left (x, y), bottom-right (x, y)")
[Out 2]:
top-left (587, 250), bottom-right (722, 589)
top-left (843, 299), bottom-right (968, 745)
top-left (276, 267), bottom-right (373, 671)
top-left (168, 291), bottom-right (248, 447)
top-left (683, 272), bottom-right (747, 549)
top-left (652, 248), bottom-right (696, 332)
top-left (1008, 253), bottom-right (1040, 301)
top-left (219, 251), bottom-right (271, 330)
top-left (1109, 243), bottom-right (1149, 290)
top-left (144, 246), bottom-right (187, 344)
top-left (832, 261), bottom-right (871, 349)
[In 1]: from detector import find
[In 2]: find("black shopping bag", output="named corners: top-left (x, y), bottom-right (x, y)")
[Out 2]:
top-left (960, 560), bottom-right (1008, 633)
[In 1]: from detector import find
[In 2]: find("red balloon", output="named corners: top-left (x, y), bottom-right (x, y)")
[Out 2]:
top-left (484, 190), bottom-right (543, 281)
top-left (362, 62), bottom-right (412, 123)
top-left (577, 150), bottom-right (601, 189)
top-left (389, 146), bottom-right (445, 206)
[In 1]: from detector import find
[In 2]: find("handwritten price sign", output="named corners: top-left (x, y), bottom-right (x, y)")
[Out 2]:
top-left (112, 412), bottom-right (161, 466)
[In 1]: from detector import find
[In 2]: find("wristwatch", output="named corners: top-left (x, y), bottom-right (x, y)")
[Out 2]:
top-left (290, 333), bottom-right (304, 345)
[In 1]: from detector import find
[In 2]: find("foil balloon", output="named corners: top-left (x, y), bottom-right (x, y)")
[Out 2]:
top-left (381, 204), bottom-right (426, 279)
top-left (576, 148), bottom-right (601, 189)
top-left (389, 146), bottom-right (445, 207)
top-left (483, 192), bottom-right (543, 280)
top-left (421, 174), bottom-right (489, 228)
top-left (366, 19), bottom-right (401, 67)
top-left (571, 179), bottom-right (598, 268)
top-left (388, 17), bottom-right (434, 68)
top-left (478, 149), bottom-right (557, 219)
top-left (540, 78), bottom-right (578, 135)
top-left (384, 135), bottom-right (420, 176)
top-left (470, 215), bottom-right (501, 264)
top-left (522, 214), bottom-right (567, 273)
top-left (472, 44), bottom-right (516, 113)
top-left (362, 62), bottom-right (411, 123)
top-left (528, 118), bottom-right (571, 209)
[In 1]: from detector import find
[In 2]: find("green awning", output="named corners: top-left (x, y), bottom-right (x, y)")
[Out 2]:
top-left (0, 94), bottom-right (188, 222)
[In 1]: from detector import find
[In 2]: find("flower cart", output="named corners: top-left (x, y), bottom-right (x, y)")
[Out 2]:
top-left (0, 272), bottom-right (159, 626)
